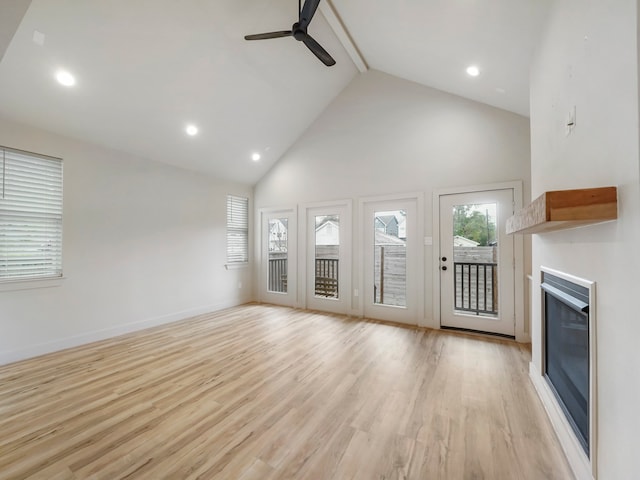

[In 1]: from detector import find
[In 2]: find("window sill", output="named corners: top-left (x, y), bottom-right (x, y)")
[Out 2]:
top-left (0, 276), bottom-right (66, 292)
top-left (225, 263), bottom-right (249, 270)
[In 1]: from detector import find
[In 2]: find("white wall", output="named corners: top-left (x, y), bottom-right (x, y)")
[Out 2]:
top-left (0, 116), bottom-right (253, 364)
top-left (255, 70), bottom-right (531, 327)
top-left (530, 0), bottom-right (640, 477)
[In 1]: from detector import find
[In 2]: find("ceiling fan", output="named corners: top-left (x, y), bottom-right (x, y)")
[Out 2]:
top-left (244, 0), bottom-right (336, 67)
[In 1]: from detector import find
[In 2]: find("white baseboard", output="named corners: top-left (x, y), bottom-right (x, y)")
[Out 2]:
top-left (529, 362), bottom-right (593, 480)
top-left (0, 299), bottom-right (246, 366)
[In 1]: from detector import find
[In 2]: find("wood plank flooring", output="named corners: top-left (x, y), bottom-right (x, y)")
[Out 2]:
top-left (0, 304), bottom-right (574, 479)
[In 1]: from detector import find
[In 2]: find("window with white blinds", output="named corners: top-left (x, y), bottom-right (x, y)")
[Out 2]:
top-left (226, 194), bottom-right (249, 264)
top-left (0, 147), bottom-right (63, 281)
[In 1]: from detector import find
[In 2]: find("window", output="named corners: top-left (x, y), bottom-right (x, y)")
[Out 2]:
top-left (0, 147), bottom-right (63, 281)
top-left (226, 194), bottom-right (248, 264)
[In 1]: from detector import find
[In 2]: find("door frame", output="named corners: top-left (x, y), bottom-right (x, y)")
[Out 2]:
top-left (439, 188), bottom-right (515, 336)
top-left (300, 200), bottom-right (353, 314)
top-left (432, 181), bottom-right (527, 342)
top-left (358, 192), bottom-right (425, 326)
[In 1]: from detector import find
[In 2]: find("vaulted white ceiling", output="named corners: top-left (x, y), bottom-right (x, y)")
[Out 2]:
top-left (0, 0), bottom-right (550, 185)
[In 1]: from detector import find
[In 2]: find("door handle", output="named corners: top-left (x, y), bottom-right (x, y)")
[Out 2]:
top-left (441, 266), bottom-right (447, 271)
top-left (441, 257), bottom-right (447, 262)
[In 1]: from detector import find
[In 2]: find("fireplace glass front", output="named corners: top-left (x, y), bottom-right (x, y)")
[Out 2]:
top-left (542, 271), bottom-right (590, 455)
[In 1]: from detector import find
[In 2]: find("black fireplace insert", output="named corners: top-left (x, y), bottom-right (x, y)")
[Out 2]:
top-left (542, 271), bottom-right (590, 455)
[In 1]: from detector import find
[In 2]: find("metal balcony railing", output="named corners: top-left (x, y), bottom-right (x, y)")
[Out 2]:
top-left (268, 258), bottom-right (339, 298)
top-left (454, 262), bottom-right (498, 315)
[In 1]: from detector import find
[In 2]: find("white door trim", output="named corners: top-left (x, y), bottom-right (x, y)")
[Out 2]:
top-left (432, 181), bottom-right (527, 342)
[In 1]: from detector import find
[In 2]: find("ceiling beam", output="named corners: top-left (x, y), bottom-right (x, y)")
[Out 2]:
top-left (319, 0), bottom-right (368, 73)
top-left (0, 0), bottom-right (32, 62)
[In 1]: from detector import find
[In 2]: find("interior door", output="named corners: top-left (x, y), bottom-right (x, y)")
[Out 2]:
top-left (261, 209), bottom-right (296, 307)
top-left (306, 204), bottom-right (350, 314)
top-left (439, 189), bottom-right (515, 336)
top-left (363, 199), bottom-right (418, 325)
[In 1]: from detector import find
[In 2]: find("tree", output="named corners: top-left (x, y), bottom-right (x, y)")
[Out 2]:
top-left (453, 205), bottom-right (496, 246)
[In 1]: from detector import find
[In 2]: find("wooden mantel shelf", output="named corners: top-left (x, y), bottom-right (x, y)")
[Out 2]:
top-left (506, 186), bottom-right (617, 234)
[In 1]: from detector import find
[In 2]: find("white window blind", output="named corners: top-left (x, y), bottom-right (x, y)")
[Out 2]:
top-left (0, 147), bottom-right (63, 281)
top-left (227, 194), bottom-right (248, 264)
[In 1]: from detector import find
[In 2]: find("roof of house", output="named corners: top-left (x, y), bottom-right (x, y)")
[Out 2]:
top-left (453, 235), bottom-right (480, 247)
top-left (375, 231), bottom-right (405, 246)
top-left (375, 215), bottom-right (398, 226)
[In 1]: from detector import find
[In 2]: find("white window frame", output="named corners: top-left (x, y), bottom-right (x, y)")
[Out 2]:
top-left (226, 194), bottom-right (249, 266)
top-left (0, 146), bottom-right (63, 286)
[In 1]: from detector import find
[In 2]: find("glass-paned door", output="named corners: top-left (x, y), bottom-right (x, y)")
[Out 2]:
top-left (439, 189), bottom-right (515, 336)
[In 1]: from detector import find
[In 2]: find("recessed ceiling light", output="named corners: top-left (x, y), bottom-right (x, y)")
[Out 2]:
top-left (466, 65), bottom-right (480, 77)
top-left (55, 70), bottom-right (76, 87)
top-left (186, 125), bottom-right (198, 136)
top-left (252, 153), bottom-right (261, 162)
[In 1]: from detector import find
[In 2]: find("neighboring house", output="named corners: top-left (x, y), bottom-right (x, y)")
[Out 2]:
top-left (268, 219), bottom-right (288, 252)
top-left (374, 215), bottom-right (399, 237)
top-left (315, 219), bottom-right (340, 245)
top-left (453, 235), bottom-right (480, 247)
top-left (397, 215), bottom-right (406, 240)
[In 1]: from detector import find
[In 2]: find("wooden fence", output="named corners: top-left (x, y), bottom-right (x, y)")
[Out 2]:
top-left (373, 245), bottom-right (406, 307)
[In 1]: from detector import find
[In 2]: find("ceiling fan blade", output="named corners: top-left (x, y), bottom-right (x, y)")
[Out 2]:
top-left (244, 30), bottom-right (292, 41)
top-left (301, 34), bottom-right (336, 66)
top-left (299, 0), bottom-right (321, 29)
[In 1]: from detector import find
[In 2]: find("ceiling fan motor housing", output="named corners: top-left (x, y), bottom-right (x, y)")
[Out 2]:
top-left (292, 23), bottom-right (307, 41)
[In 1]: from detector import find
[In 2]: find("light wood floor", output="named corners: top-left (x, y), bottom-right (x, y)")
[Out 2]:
top-left (0, 304), bottom-right (573, 480)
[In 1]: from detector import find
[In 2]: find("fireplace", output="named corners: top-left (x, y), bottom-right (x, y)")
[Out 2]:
top-left (542, 270), bottom-right (590, 453)
top-left (536, 266), bottom-right (596, 478)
